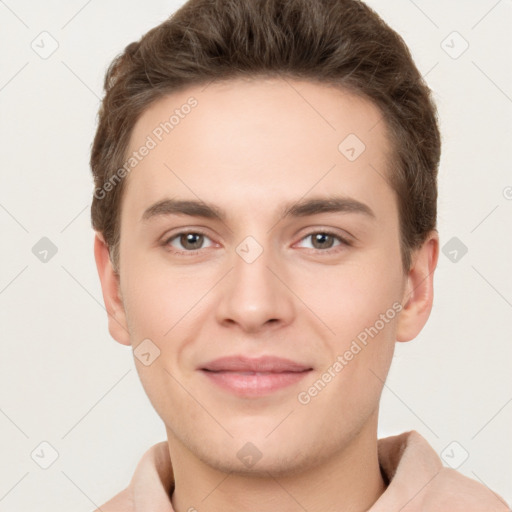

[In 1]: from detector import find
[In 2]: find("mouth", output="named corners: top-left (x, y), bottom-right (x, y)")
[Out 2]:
top-left (199, 356), bottom-right (313, 397)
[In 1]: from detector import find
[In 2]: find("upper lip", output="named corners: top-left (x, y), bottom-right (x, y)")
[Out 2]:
top-left (200, 356), bottom-right (312, 373)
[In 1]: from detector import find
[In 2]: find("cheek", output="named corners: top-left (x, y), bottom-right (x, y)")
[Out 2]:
top-left (121, 254), bottom-right (210, 340)
top-left (299, 250), bottom-right (402, 404)
top-left (305, 257), bottom-right (402, 340)
top-left (121, 267), bottom-right (203, 422)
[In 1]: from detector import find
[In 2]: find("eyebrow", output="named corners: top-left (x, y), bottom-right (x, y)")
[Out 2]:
top-left (141, 196), bottom-right (376, 223)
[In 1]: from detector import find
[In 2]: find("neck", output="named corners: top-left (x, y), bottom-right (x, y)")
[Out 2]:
top-left (167, 416), bottom-right (387, 512)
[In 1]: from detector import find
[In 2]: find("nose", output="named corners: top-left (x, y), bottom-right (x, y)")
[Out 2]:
top-left (215, 237), bottom-right (295, 334)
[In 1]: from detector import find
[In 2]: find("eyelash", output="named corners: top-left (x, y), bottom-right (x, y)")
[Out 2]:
top-left (162, 229), bottom-right (352, 256)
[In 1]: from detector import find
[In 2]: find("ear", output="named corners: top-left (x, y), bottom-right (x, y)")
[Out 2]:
top-left (93, 232), bottom-right (131, 346)
top-left (396, 230), bottom-right (439, 342)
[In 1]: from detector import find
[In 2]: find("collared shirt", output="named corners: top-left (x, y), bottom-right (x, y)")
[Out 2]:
top-left (95, 430), bottom-right (510, 511)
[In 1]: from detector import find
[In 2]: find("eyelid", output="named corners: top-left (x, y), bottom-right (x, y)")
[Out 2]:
top-left (294, 224), bottom-right (355, 244)
top-left (293, 229), bottom-right (353, 251)
top-left (162, 228), bottom-right (215, 253)
top-left (162, 226), bottom-right (354, 255)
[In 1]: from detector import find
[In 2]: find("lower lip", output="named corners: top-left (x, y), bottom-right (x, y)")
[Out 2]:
top-left (201, 370), bottom-right (311, 397)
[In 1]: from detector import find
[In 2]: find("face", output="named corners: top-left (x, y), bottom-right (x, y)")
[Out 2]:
top-left (105, 77), bottom-right (423, 475)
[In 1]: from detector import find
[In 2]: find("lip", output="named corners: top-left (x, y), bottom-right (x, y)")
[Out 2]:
top-left (199, 356), bottom-right (313, 397)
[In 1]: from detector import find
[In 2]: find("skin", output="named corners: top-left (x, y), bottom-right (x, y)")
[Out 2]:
top-left (94, 77), bottom-right (438, 512)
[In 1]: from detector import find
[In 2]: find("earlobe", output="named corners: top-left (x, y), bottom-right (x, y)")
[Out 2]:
top-left (93, 232), bottom-right (131, 346)
top-left (396, 231), bottom-right (439, 343)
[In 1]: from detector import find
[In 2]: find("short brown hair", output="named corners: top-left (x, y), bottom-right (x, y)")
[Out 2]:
top-left (90, 0), bottom-right (440, 273)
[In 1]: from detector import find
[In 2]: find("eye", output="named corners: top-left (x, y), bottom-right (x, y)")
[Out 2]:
top-left (164, 230), bottom-right (214, 253)
top-left (162, 229), bottom-right (351, 256)
top-left (296, 231), bottom-right (351, 252)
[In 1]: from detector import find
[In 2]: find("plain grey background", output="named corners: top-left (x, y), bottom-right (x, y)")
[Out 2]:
top-left (1, 0), bottom-right (511, 510)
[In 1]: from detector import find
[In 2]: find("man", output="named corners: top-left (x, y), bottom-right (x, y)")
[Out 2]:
top-left (90, 0), bottom-right (510, 510)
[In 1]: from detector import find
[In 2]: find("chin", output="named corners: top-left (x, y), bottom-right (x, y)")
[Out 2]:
top-left (202, 443), bottom-right (319, 477)
top-left (192, 426), bottom-right (327, 476)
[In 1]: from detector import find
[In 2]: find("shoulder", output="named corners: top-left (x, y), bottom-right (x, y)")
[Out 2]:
top-left (92, 487), bottom-right (134, 512)
top-left (425, 467), bottom-right (510, 512)
top-left (377, 431), bottom-right (510, 511)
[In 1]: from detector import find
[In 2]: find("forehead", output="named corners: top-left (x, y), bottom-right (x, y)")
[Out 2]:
top-left (120, 77), bottom-right (394, 225)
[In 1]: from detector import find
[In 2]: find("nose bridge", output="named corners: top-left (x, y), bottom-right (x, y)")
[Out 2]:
top-left (215, 232), bottom-right (294, 331)
top-left (234, 234), bottom-right (277, 292)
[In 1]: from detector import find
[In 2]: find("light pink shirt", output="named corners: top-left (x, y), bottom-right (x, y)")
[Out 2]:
top-left (95, 431), bottom-right (510, 511)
